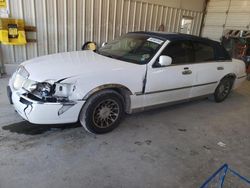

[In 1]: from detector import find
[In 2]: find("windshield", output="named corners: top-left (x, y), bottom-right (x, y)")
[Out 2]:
top-left (97, 34), bottom-right (165, 65)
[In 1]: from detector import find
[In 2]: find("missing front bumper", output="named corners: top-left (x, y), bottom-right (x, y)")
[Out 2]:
top-left (10, 89), bottom-right (85, 124)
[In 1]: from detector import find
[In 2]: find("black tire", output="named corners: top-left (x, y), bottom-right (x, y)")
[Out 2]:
top-left (79, 90), bottom-right (124, 134)
top-left (213, 77), bottom-right (234, 103)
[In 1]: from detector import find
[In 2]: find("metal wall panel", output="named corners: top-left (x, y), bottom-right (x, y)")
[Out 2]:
top-left (206, 0), bottom-right (230, 12)
top-left (202, 0), bottom-right (250, 41)
top-left (3, 0), bottom-right (203, 65)
top-left (202, 0), bottom-right (230, 41)
top-left (204, 13), bottom-right (227, 26)
top-left (226, 13), bottom-right (250, 28)
top-left (229, 0), bottom-right (250, 12)
top-left (225, 0), bottom-right (250, 29)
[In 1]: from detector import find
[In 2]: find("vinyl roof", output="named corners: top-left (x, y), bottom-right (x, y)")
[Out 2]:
top-left (129, 31), bottom-right (220, 45)
top-left (128, 31), bottom-right (231, 61)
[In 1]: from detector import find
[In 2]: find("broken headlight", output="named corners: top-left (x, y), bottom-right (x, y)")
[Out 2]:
top-left (13, 66), bottom-right (30, 90)
top-left (31, 82), bottom-right (54, 100)
top-left (22, 79), bottom-right (38, 92)
top-left (16, 65), bottom-right (30, 78)
top-left (30, 81), bottom-right (75, 102)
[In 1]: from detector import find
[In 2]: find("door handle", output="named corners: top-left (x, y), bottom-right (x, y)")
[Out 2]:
top-left (182, 70), bottom-right (192, 75)
top-left (217, 66), bottom-right (224, 70)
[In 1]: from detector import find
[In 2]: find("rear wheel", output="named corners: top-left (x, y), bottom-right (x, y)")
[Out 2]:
top-left (79, 90), bottom-right (124, 134)
top-left (213, 77), bottom-right (234, 102)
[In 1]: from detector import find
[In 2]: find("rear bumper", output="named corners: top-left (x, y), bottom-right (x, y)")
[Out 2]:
top-left (233, 75), bottom-right (247, 89)
top-left (9, 86), bottom-right (85, 124)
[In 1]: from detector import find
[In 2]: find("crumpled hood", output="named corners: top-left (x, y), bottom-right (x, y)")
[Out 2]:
top-left (22, 50), bottom-right (139, 82)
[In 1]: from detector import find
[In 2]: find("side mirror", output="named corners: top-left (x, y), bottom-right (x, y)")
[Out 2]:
top-left (158, 55), bottom-right (172, 67)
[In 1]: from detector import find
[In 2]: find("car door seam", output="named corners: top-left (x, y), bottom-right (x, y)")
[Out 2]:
top-left (142, 66), bottom-right (148, 94)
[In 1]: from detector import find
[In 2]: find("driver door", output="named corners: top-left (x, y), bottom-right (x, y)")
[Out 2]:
top-left (144, 40), bottom-right (195, 107)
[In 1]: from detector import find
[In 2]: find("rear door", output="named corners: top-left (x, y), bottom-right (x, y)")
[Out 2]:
top-left (190, 41), bottom-right (225, 98)
top-left (144, 40), bottom-right (196, 107)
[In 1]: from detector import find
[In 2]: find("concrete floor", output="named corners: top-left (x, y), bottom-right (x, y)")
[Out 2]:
top-left (0, 77), bottom-right (249, 188)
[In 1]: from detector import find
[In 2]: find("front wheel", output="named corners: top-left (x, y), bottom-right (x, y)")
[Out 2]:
top-left (79, 90), bottom-right (124, 134)
top-left (213, 77), bottom-right (234, 103)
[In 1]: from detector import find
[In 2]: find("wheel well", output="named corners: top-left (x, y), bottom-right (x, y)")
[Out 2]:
top-left (222, 73), bottom-right (236, 82)
top-left (83, 85), bottom-right (132, 114)
top-left (112, 87), bottom-right (132, 113)
top-left (219, 74), bottom-right (236, 89)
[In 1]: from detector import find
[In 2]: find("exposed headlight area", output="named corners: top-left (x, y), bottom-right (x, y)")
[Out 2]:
top-left (28, 82), bottom-right (76, 103)
top-left (12, 66), bottom-right (76, 104)
top-left (30, 82), bottom-right (54, 101)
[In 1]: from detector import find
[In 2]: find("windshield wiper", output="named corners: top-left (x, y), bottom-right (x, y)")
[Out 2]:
top-left (104, 54), bottom-right (115, 58)
top-left (98, 52), bottom-right (116, 59)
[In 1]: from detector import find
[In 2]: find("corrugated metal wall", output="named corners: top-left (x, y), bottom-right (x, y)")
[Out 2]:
top-left (202, 0), bottom-right (250, 41)
top-left (2, 0), bottom-right (203, 65)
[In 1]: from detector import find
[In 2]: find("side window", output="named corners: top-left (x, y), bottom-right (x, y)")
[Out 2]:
top-left (193, 42), bottom-right (215, 62)
top-left (216, 45), bottom-right (232, 61)
top-left (161, 41), bottom-right (194, 65)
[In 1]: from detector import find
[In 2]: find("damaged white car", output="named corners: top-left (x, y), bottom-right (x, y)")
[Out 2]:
top-left (7, 32), bottom-right (247, 134)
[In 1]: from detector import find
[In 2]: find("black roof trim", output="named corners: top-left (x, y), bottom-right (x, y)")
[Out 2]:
top-left (128, 31), bottom-right (220, 45)
top-left (128, 31), bottom-right (232, 61)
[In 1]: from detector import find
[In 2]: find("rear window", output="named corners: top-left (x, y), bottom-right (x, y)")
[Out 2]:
top-left (193, 42), bottom-right (215, 62)
top-left (215, 45), bottom-right (232, 61)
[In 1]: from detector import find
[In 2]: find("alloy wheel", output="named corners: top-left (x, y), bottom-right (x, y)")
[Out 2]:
top-left (92, 99), bottom-right (120, 128)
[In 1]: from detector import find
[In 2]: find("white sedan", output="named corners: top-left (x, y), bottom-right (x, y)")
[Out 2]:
top-left (7, 32), bottom-right (247, 134)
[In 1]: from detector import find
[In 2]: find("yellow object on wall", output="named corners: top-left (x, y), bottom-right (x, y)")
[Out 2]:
top-left (0, 0), bottom-right (7, 9)
top-left (0, 18), bottom-right (27, 45)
